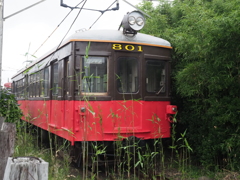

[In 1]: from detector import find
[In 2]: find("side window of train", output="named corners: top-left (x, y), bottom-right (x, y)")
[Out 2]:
top-left (81, 56), bottom-right (107, 93)
top-left (31, 74), bottom-right (34, 97)
top-left (15, 81), bottom-right (17, 97)
top-left (18, 80), bottom-right (21, 98)
top-left (44, 67), bottom-right (49, 97)
top-left (146, 60), bottom-right (166, 93)
top-left (52, 62), bottom-right (59, 96)
top-left (29, 74), bottom-right (33, 97)
top-left (36, 72), bottom-right (39, 97)
top-left (33, 73), bottom-right (36, 97)
top-left (21, 78), bottom-right (25, 98)
top-left (33, 71), bottom-right (41, 97)
top-left (18, 79), bottom-right (23, 98)
top-left (117, 57), bottom-right (139, 93)
top-left (24, 76), bottom-right (27, 98)
top-left (39, 70), bottom-right (44, 97)
top-left (28, 75), bottom-right (31, 97)
top-left (16, 80), bottom-right (19, 97)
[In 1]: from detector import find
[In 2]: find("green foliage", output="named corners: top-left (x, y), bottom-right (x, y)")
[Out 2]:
top-left (0, 87), bottom-right (22, 123)
top-left (140, 0), bottom-right (240, 170)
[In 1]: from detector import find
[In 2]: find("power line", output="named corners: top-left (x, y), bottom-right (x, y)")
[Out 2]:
top-left (33, 0), bottom-right (120, 56)
top-left (61, 0), bottom-right (119, 13)
top-left (41, 0), bottom-right (88, 68)
top-left (56, 0), bottom-right (88, 51)
top-left (89, 0), bottom-right (118, 30)
top-left (33, 0), bottom-right (85, 55)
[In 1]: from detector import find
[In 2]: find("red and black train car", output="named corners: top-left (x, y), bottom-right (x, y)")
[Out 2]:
top-left (11, 12), bottom-right (177, 146)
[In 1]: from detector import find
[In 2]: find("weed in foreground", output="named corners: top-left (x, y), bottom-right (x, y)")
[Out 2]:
top-left (14, 122), bottom-right (80, 180)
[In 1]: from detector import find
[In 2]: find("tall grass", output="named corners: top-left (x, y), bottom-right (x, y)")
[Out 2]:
top-left (14, 121), bottom-right (80, 180)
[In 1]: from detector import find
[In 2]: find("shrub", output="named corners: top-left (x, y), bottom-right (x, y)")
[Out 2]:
top-left (0, 87), bottom-right (22, 123)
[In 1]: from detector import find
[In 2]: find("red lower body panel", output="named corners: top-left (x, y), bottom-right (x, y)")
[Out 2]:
top-left (19, 100), bottom-right (171, 144)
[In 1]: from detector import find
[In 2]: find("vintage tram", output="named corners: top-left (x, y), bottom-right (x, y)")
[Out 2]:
top-left (11, 11), bottom-right (177, 146)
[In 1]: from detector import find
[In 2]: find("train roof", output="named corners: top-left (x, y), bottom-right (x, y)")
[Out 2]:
top-left (66, 29), bottom-right (171, 48)
top-left (12, 29), bottom-right (171, 79)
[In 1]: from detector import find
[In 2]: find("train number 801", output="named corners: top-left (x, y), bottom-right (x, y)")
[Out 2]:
top-left (112, 44), bottom-right (143, 52)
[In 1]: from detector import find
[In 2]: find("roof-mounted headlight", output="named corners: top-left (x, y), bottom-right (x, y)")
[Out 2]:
top-left (120, 11), bottom-right (145, 35)
top-left (136, 17), bottom-right (144, 26)
top-left (128, 16), bottom-right (136, 25)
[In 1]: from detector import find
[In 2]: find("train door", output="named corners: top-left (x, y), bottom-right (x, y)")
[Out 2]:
top-left (49, 58), bottom-right (71, 131)
top-left (111, 51), bottom-right (143, 133)
top-left (50, 61), bottom-right (61, 128)
top-left (62, 58), bottom-right (71, 130)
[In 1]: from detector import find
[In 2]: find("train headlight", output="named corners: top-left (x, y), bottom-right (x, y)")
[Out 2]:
top-left (128, 16), bottom-right (135, 25)
top-left (121, 11), bottom-right (145, 35)
top-left (136, 17), bottom-right (144, 26)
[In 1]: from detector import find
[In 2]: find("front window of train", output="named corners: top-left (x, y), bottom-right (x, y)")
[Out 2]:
top-left (117, 57), bottom-right (138, 93)
top-left (81, 56), bottom-right (107, 93)
top-left (146, 60), bottom-right (166, 93)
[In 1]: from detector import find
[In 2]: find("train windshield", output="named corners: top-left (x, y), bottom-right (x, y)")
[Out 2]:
top-left (146, 60), bottom-right (166, 93)
top-left (117, 57), bottom-right (138, 93)
top-left (81, 56), bottom-right (107, 93)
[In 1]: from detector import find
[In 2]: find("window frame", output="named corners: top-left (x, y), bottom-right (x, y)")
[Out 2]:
top-left (145, 60), bottom-right (166, 94)
top-left (116, 56), bottom-right (139, 94)
top-left (43, 66), bottom-right (50, 97)
top-left (80, 56), bottom-right (108, 96)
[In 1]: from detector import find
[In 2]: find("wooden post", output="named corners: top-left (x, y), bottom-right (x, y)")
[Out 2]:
top-left (0, 119), bottom-right (16, 180)
top-left (3, 157), bottom-right (49, 180)
top-left (0, 116), bottom-right (5, 130)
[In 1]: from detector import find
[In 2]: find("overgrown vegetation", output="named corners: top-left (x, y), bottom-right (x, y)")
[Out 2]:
top-left (14, 121), bottom-right (205, 180)
top-left (14, 123), bottom-right (80, 180)
top-left (0, 87), bottom-right (22, 123)
top-left (139, 0), bottom-right (240, 171)
top-left (14, 120), bottom-right (240, 179)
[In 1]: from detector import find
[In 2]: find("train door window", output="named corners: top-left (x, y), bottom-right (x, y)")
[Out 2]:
top-left (44, 67), bottom-right (49, 97)
top-left (52, 62), bottom-right (59, 96)
top-left (66, 60), bottom-right (70, 95)
top-left (146, 60), bottom-right (166, 93)
top-left (81, 56), bottom-right (107, 93)
top-left (117, 57), bottom-right (138, 93)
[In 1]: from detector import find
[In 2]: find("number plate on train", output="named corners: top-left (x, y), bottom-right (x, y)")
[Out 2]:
top-left (112, 44), bottom-right (143, 52)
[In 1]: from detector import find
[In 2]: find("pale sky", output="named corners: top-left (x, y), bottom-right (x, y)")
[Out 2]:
top-left (2, 0), bottom-right (159, 85)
